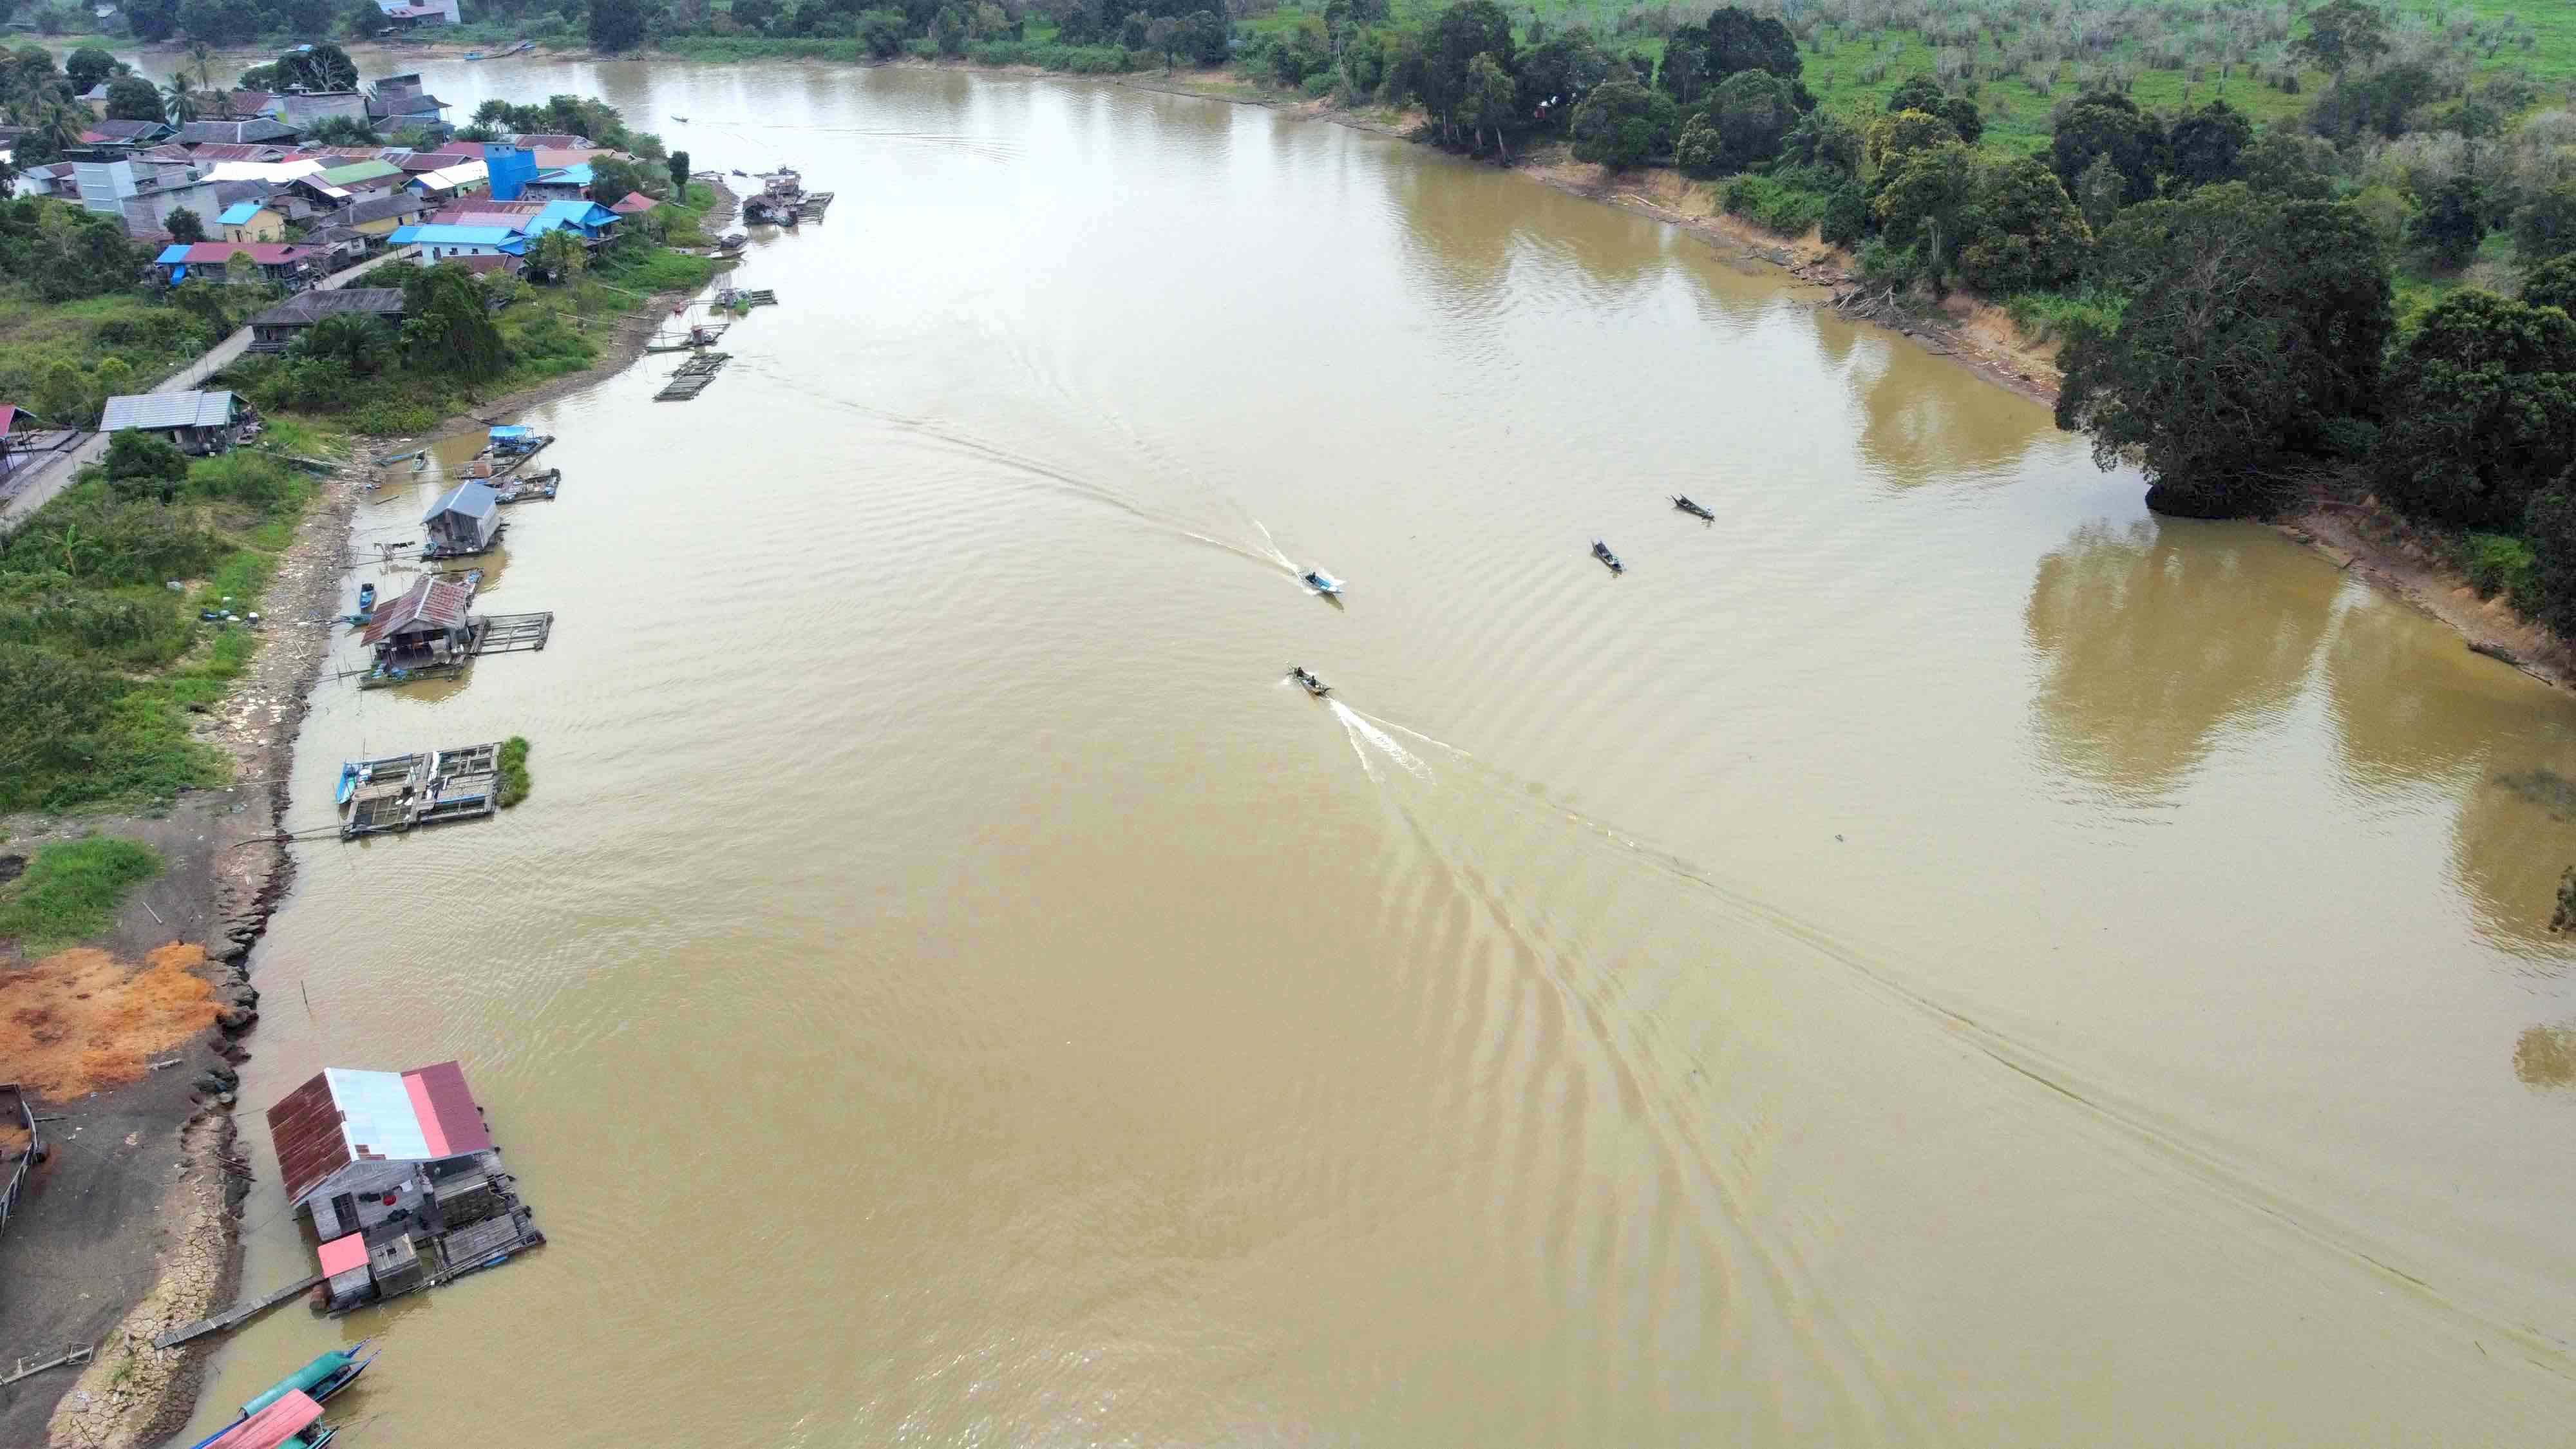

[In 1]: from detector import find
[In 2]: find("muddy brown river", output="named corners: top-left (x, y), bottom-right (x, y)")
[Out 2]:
top-left (153, 56), bottom-right (2576, 1446)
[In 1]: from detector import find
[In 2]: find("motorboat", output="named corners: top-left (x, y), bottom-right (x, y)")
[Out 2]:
top-left (334, 763), bottom-right (359, 806)
top-left (188, 1389), bottom-right (336, 1449)
top-left (1592, 540), bottom-right (1624, 573)
top-left (355, 583), bottom-right (375, 613)
top-left (1671, 495), bottom-right (1715, 520)
top-left (1288, 666), bottom-right (1331, 698)
top-left (1300, 568), bottom-right (1343, 596)
top-left (238, 1343), bottom-right (375, 1420)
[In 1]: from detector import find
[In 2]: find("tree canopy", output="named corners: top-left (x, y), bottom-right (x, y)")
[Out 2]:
top-left (2374, 291), bottom-right (2576, 529)
top-left (2050, 94), bottom-right (2164, 207)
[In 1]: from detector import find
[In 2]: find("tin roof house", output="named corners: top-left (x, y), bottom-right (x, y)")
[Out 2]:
top-left (422, 482), bottom-right (504, 556)
top-left (263, 1061), bottom-right (541, 1313)
top-left (100, 390), bottom-right (249, 454)
top-left (248, 288), bottom-right (406, 352)
top-left (359, 571), bottom-right (480, 674)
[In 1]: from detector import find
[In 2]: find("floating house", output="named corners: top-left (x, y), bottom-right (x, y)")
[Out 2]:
top-left (360, 573), bottom-right (478, 672)
top-left (263, 1061), bottom-right (541, 1314)
top-left (422, 480), bottom-right (504, 554)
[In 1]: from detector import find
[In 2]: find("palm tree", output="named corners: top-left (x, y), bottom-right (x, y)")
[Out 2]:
top-left (163, 74), bottom-right (202, 124)
top-left (32, 103), bottom-right (87, 158)
top-left (187, 41), bottom-right (214, 93)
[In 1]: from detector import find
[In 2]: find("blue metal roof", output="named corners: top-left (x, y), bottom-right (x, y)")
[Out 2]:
top-left (488, 425), bottom-right (532, 440)
top-left (532, 162), bottom-right (592, 185)
top-left (155, 243), bottom-right (191, 263)
top-left (216, 200), bottom-right (263, 225)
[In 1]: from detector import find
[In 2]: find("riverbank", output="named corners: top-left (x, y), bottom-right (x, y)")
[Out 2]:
top-left (0, 185), bottom-right (738, 1449)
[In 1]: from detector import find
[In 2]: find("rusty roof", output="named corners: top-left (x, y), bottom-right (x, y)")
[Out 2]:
top-left (359, 573), bottom-right (475, 649)
top-left (265, 1070), bottom-right (355, 1205)
top-left (263, 1061), bottom-right (497, 1205)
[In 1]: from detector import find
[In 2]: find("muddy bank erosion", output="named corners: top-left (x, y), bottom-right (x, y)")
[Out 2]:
top-left (1, 203), bottom-right (739, 1448)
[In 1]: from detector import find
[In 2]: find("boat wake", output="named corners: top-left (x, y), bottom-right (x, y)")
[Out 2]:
top-left (1327, 699), bottom-right (1432, 784)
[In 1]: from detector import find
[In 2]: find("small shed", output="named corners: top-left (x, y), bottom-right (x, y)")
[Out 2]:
top-left (99, 390), bottom-right (245, 455)
top-left (359, 571), bottom-right (478, 667)
top-left (247, 289), bottom-right (407, 353)
top-left (421, 480), bottom-right (502, 555)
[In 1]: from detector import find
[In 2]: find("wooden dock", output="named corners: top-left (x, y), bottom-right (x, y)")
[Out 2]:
top-left (340, 742), bottom-right (506, 837)
top-left (655, 351), bottom-right (732, 402)
top-left (153, 1273), bottom-right (325, 1349)
top-left (474, 612), bottom-right (554, 654)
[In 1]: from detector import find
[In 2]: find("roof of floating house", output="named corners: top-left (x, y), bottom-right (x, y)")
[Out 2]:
top-left (264, 1061), bottom-right (495, 1202)
top-left (424, 480), bottom-right (501, 522)
top-left (358, 570), bottom-right (477, 649)
top-left (316, 1233), bottom-right (368, 1277)
top-left (100, 390), bottom-right (237, 431)
top-left (203, 1390), bottom-right (326, 1449)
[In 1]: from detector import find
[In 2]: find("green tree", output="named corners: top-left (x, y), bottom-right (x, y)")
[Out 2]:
top-left (1464, 52), bottom-right (1516, 158)
top-left (935, 5), bottom-right (969, 55)
top-left (2374, 291), bottom-right (2576, 529)
top-left (301, 115), bottom-right (381, 146)
top-left (2074, 153), bottom-right (2124, 234)
top-left (2526, 256), bottom-right (2576, 317)
top-left (667, 149), bottom-right (691, 192)
top-left (62, 45), bottom-right (120, 93)
top-left (589, 155), bottom-right (654, 205)
top-left (162, 73), bottom-right (201, 124)
top-left (125, 0), bottom-right (178, 39)
top-left (1884, 75), bottom-right (1980, 146)
top-left (529, 227), bottom-right (587, 284)
top-left (1701, 67), bottom-right (1799, 173)
top-left (1863, 108), bottom-right (1957, 178)
top-left (2290, 0), bottom-right (2390, 84)
top-left (294, 311), bottom-right (393, 374)
top-left (2512, 183), bottom-right (2576, 270)
top-left (401, 263), bottom-right (506, 379)
top-left (1696, 5), bottom-right (1799, 79)
top-left (166, 206), bottom-right (205, 243)
top-left (32, 359), bottom-right (88, 427)
top-left (2056, 189), bottom-right (2392, 518)
top-left (2521, 481), bottom-right (2576, 636)
top-left (1422, 0), bottom-right (1513, 146)
top-left (103, 73), bottom-right (166, 122)
top-left (2238, 128), bottom-right (2336, 202)
top-left (1781, 107), bottom-right (1862, 178)
top-left (1956, 156), bottom-right (2092, 296)
top-left (2409, 173), bottom-right (2490, 270)
top-left (1655, 39), bottom-right (1708, 106)
top-left (589, 0), bottom-right (649, 52)
top-left (224, 248), bottom-right (257, 287)
top-left (2051, 95), bottom-right (2164, 208)
top-left (103, 428), bottom-right (189, 503)
top-left (1568, 80), bottom-right (1674, 171)
top-left (276, 42), bottom-right (358, 90)
top-left (1874, 140), bottom-right (1976, 289)
top-left (2165, 100), bottom-right (2250, 191)
top-left (1517, 26), bottom-right (1609, 130)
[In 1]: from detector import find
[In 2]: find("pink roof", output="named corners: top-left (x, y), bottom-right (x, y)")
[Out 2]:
top-left (205, 1391), bottom-right (323, 1449)
top-left (402, 1061), bottom-right (492, 1157)
top-left (164, 243), bottom-right (316, 265)
top-left (316, 1233), bottom-right (368, 1276)
top-left (610, 192), bottom-right (658, 214)
top-left (0, 406), bottom-right (17, 435)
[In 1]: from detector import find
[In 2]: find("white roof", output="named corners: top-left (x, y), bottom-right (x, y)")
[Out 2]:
top-left (321, 1067), bottom-right (433, 1160)
top-left (412, 160), bottom-right (488, 192)
top-left (100, 390), bottom-right (237, 431)
top-left (204, 158), bottom-right (328, 184)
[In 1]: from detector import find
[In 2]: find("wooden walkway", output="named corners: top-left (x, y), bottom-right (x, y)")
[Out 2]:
top-left (473, 612), bottom-right (554, 654)
top-left (153, 1273), bottom-right (325, 1349)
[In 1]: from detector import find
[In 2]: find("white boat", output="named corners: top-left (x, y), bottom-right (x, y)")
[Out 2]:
top-left (1300, 569), bottom-right (1343, 596)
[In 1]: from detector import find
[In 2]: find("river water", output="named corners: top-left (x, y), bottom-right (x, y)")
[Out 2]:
top-left (151, 55), bottom-right (2576, 1446)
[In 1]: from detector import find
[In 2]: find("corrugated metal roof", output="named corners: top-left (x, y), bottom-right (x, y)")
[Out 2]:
top-left (406, 1060), bottom-right (493, 1157)
top-left (249, 289), bottom-right (405, 328)
top-left (204, 1390), bottom-right (323, 1449)
top-left (361, 573), bottom-right (475, 647)
top-left (216, 201), bottom-right (263, 224)
top-left (265, 1070), bottom-right (354, 1204)
top-left (100, 391), bottom-right (238, 432)
top-left (319, 159), bottom-right (400, 184)
top-left (315, 1233), bottom-right (367, 1276)
top-left (323, 1067), bottom-right (431, 1159)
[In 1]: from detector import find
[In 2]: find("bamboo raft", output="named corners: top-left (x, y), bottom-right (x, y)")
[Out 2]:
top-left (655, 351), bottom-right (734, 402)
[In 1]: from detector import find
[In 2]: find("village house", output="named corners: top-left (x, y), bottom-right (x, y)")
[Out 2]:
top-left (247, 289), bottom-right (408, 353)
top-left (609, 191), bottom-right (659, 220)
top-left (263, 1061), bottom-right (540, 1313)
top-left (173, 118), bottom-right (300, 148)
top-left (389, 223), bottom-right (527, 261)
top-left (327, 191), bottom-right (430, 243)
top-left (217, 199), bottom-right (285, 244)
top-left (422, 481), bottom-right (505, 555)
top-left (370, 0), bottom-right (461, 26)
top-left (216, 89), bottom-right (284, 120)
top-left (153, 240), bottom-right (324, 288)
top-left (519, 164), bottom-right (592, 203)
top-left (280, 91), bottom-right (368, 127)
top-left (428, 198), bottom-right (542, 227)
top-left (77, 117), bottom-right (169, 150)
top-left (317, 158), bottom-right (407, 195)
top-left (507, 132), bottom-right (589, 151)
top-left (521, 198), bottom-right (620, 244)
top-left (404, 160), bottom-right (490, 203)
top-left (362, 569), bottom-right (481, 668)
top-left (100, 390), bottom-right (249, 455)
top-left (308, 224), bottom-right (369, 264)
top-left (172, 140), bottom-right (292, 164)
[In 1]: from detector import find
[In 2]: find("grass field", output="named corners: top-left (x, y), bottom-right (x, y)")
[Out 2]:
top-left (0, 837), bottom-right (163, 954)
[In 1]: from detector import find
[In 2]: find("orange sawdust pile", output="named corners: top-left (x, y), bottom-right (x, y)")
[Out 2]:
top-left (0, 943), bottom-right (218, 1099)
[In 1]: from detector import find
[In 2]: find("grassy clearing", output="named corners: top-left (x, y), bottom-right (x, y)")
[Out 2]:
top-left (0, 837), bottom-right (163, 954)
top-left (0, 292), bottom-right (230, 431)
top-left (497, 735), bottom-right (532, 808)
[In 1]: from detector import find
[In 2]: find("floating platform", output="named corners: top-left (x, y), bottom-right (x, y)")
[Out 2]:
top-left (493, 470), bottom-right (559, 504)
top-left (475, 611), bottom-right (554, 653)
top-left (655, 351), bottom-right (733, 402)
top-left (338, 743), bottom-right (505, 838)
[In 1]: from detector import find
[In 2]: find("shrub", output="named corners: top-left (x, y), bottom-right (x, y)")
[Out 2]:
top-left (1721, 174), bottom-right (1831, 235)
top-left (2461, 532), bottom-right (2541, 612)
top-left (497, 735), bottom-right (532, 806)
top-left (0, 835), bottom-right (162, 953)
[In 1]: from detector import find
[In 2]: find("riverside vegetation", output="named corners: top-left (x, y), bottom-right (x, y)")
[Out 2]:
top-left (0, 83), bottom-right (716, 819)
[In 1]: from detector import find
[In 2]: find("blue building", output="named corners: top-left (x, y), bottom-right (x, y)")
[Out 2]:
top-left (389, 224), bottom-right (531, 260)
top-left (481, 142), bottom-right (538, 202)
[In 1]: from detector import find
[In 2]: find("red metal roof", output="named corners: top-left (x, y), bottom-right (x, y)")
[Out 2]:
top-left (265, 1070), bottom-right (355, 1204)
top-left (404, 1061), bottom-right (493, 1157)
top-left (0, 406), bottom-right (17, 436)
top-left (205, 1390), bottom-right (323, 1449)
top-left (609, 192), bottom-right (658, 214)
